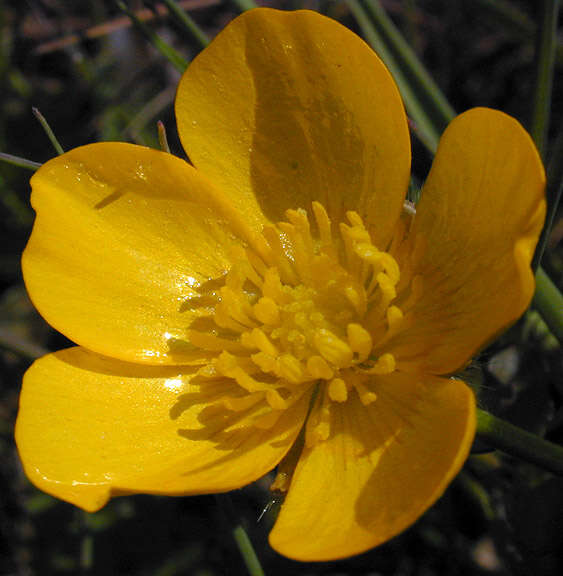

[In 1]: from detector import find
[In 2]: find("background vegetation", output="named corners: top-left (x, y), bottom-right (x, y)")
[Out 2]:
top-left (1, 1), bottom-right (561, 574)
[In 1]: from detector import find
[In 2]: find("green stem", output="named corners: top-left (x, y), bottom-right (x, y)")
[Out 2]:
top-left (115, 1), bottom-right (188, 73)
top-left (79, 511), bottom-right (94, 575)
top-left (0, 151), bottom-right (41, 171)
top-left (533, 115), bottom-right (563, 270)
top-left (160, 0), bottom-right (209, 48)
top-left (476, 408), bottom-right (563, 475)
top-left (532, 267), bottom-right (563, 343)
top-left (530, 0), bottom-right (559, 157)
top-left (216, 495), bottom-right (265, 576)
top-left (230, 0), bottom-right (257, 11)
top-left (231, 524), bottom-right (265, 576)
top-left (32, 107), bottom-right (64, 155)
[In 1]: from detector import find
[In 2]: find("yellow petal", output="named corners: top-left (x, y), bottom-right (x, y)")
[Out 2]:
top-left (393, 108), bottom-right (546, 374)
top-left (15, 347), bottom-right (310, 512)
top-left (176, 8), bottom-right (410, 247)
top-left (269, 374), bottom-right (475, 561)
top-left (23, 143), bottom-right (256, 364)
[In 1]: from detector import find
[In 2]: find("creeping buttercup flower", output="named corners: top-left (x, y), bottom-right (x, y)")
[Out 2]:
top-left (16, 8), bottom-right (545, 561)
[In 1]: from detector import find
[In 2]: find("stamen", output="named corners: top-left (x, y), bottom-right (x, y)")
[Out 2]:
top-left (253, 296), bottom-right (280, 325)
top-left (305, 393), bottom-right (331, 447)
top-left (266, 388), bottom-right (288, 410)
top-left (276, 354), bottom-right (305, 383)
top-left (344, 284), bottom-right (367, 316)
top-left (261, 268), bottom-right (286, 303)
top-left (251, 352), bottom-right (276, 373)
top-left (353, 379), bottom-right (378, 405)
top-left (377, 273), bottom-right (397, 303)
top-left (286, 208), bottom-right (314, 255)
top-left (311, 201), bottom-right (334, 257)
top-left (278, 221), bottom-right (311, 280)
top-left (221, 393), bottom-right (264, 412)
top-left (387, 306), bottom-right (403, 330)
top-left (328, 378), bottom-right (348, 402)
top-left (262, 226), bottom-right (299, 284)
top-left (347, 323), bottom-right (373, 361)
top-left (306, 355), bottom-right (334, 380)
top-left (241, 327), bottom-right (278, 355)
top-left (185, 201), bottom-right (410, 445)
top-left (365, 353), bottom-right (396, 375)
top-left (314, 328), bottom-right (353, 368)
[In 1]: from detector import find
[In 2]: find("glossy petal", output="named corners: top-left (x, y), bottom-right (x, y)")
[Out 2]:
top-left (15, 347), bottom-right (310, 512)
top-left (23, 143), bottom-right (258, 364)
top-left (391, 108), bottom-right (546, 374)
top-left (269, 374), bottom-right (475, 561)
top-left (176, 7), bottom-right (410, 247)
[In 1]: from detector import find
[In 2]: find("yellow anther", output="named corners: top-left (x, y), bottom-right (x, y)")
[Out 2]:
top-left (346, 210), bottom-right (366, 230)
top-left (234, 371), bottom-right (270, 393)
top-left (245, 248), bottom-right (268, 282)
top-left (251, 352), bottom-right (276, 372)
top-left (253, 296), bottom-right (280, 325)
top-left (380, 253), bottom-right (400, 285)
top-left (218, 286), bottom-right (256, 327)
top-left (286, 208), bottom-right (313, 254)
top-left (216, 352), bottom-right (269, 392)
top-left (214, 304), bottom-right (248, 332)
top-left (353, 379), bottom-right (377, 405)
top-left (278, 221), bottom-right (312, 279)
top-left (270, 471), bottom-right (290, 492)
top-left (306, 355), bottom-right (334, 380)
top-left (262, 268), bottom-right (285, 301)
top-left (311, 201), bottom-right (333, 251)
top-left (376, 272), bottom-right (397, 302)
top-left (306, 420), bottom-right (330, 446)
top-left (354, 242), bottom-right (380, 261)
top-left (344, 284), bottom-right (366, 316)
top-left (387, 305), bottom-right (404, 329)
top-left (347, 323), bottom-right (373, 361)
top-left (215, 351), bottom-right (239, 375)
top-left (328, 378), bottom-right (348, 403)
top-left (276, 354), bottom-right (304, 383)
top-left (263, 226), bottom-right (299, 284)
top-left (241, 327), bottom-right (278, 356)
top-left (221, 393), bottom-right (263, 412)
top-left (314, 328), bottom-right (353, 368)
top-left (266, 389), bottom-right (288, 410)
top-left (305, 393), bottom-right (332, 447)
top-left (367, 353), bottom-right (396, 375)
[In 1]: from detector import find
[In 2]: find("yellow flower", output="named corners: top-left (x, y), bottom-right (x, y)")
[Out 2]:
top-left (16, 8), bottom-right (545, 562)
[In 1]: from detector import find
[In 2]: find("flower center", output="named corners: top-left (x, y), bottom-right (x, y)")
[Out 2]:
top-left (189, 202), bottom-right (412, 445)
